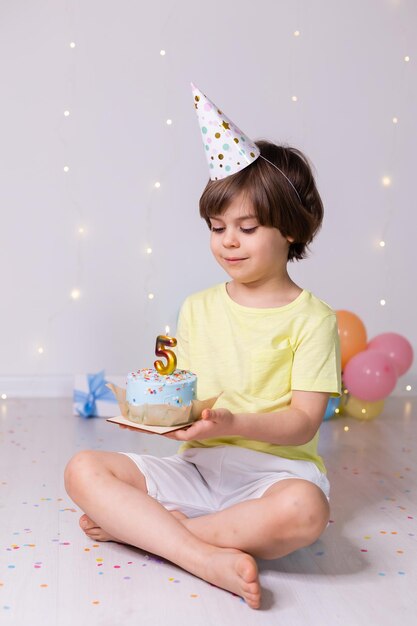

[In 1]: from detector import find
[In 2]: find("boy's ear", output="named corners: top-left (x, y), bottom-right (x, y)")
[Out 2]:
top-left (287, 236), bottom-right (295, 243)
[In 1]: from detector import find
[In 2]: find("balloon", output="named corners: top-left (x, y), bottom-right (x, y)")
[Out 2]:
top-left (323, 396), bottom-right (341, 421)
top-left (344, 395), bottom-right (385, 420)
top-left (343, 349), bottom-right (398, 402)
top-left (336, 310), bottom-right (367, 370)
top-left (367, 332), bottom-right (413, 376)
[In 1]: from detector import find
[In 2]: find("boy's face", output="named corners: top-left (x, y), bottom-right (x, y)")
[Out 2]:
top-left (208, 192), bottom-right (293, 285)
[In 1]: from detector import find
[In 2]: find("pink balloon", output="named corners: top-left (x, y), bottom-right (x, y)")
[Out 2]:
top-left (344, 350), bottom-right (398, 402)
top-left (367, 333), bottom-right (413, 376)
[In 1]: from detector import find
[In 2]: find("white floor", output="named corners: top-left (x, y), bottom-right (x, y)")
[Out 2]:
top-left (0, 396), bottom-right (416, 625)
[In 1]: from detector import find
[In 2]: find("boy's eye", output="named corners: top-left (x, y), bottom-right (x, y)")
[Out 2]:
top-left (211, 226), bottom-right (225, 233)
top-left (240, 226), bottom-right (258, 234)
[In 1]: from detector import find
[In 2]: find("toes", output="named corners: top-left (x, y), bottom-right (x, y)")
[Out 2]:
top-left (79, 514), bottom-right (92, 529)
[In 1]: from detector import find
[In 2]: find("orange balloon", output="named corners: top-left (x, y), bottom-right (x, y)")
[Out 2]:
top-left (336, 310), bottom-right (367, 370)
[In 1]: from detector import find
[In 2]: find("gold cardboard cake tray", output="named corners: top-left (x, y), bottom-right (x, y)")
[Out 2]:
top-left (106, 415), bottom-right (193, 434)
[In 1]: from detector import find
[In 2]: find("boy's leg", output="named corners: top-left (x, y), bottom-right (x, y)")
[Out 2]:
top-left (64, 450), bottom-right (261, 608)
top-left (180, 478), bottom-right (330, 560)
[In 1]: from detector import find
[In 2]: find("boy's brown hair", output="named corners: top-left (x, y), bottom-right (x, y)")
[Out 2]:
top-left (199, 140), bottom-right (324, 261)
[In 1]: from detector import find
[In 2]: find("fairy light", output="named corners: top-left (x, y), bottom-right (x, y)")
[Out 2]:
top-left (64, 110), bottom-right (70, 117)
top-left (148, 293), bottom-right (155, 300)
top-left (291, 95), bottom-right (298, 102)
top-left (1, 394), bottom-right (7, 400)
top-left (380, 299), bottom-right (386, 306)
top-left (379, 240), bottom-right (386, 247)
top-left (63, 166), bottom-right (70, 173)
top-left (154, 182), bottom-right (161, 188)
top-left (166, 119), bottom-right (172, 125)
top-left (344, 426), bottom-right (349, 432)
top-left (406, 385), bottom-right (412, 391)
top-left (335, 408), bottom-right (340, 414)
top-left (38, 347), bottom-right (44, 355)
top-left (404, 55), bottom-right (410, 62)
top-left (146, 247), bottom-right (153, 254)
top-left (78, 227), bottom-right (85, 235)
top-left (71, 289), bottom-right (81, 300)
top-left (160, 49), bottom-right (166, 56)
top-left (294, 30), bottom-right (300, 37)
top-left (165, 325), bottom-right (170, 334)
top-left (392, 117), bottom-right (398, 124)
top-left (69, 42), bottom-right (76, 48)
top-left (361, 408), bottom-right (367, 414)
top-left (382, 176), bottom-right (391, 187)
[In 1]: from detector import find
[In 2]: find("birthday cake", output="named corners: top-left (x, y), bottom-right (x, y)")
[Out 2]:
top-left (126, 368), bottom-right (197, 424)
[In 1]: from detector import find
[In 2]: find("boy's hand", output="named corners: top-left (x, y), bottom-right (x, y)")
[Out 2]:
top-left (163, 408), bottom-right (235, 441)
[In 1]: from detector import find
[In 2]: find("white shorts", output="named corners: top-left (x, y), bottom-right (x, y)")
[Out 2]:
top-left (120, 446), bottom-right (330, 518)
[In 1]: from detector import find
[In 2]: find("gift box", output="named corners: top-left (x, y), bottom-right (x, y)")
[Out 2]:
top-left (73, 371), bottom-right (125, 418)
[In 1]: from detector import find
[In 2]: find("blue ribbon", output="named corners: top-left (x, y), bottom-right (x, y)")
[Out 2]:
top-left (73, 370), bottom-right (117, 418)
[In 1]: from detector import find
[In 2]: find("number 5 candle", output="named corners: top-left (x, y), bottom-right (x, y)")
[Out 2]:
top-left (154, 335), bottom-right (177, 376)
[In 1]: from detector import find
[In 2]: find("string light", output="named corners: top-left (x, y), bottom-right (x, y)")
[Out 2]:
top-left (63, 166), bottom-right (70, 173)
top-left (404, 55), bottom-right (410, 62)
top-left (344, 426), bottom-right (349, 432)
top-left (38, 347), bottom-right (44, 355)
top-left (154, 182), bottom-right (161, 188)
top-left (291, 96), bottom-right (298, 102)
top-left (382, 176), bottom-right (391, 187)
top-left (406, 385), bottom-right (412, 391)
top-left (166, 119), bottom-right (172, 125)
top-left (64, 110), bottom-right (70, 117)
top-left (78, 227), bottom-right (85, 235)
top-left (335, 408), bottom-right (340, 414)
top-left (160, 49), bottom-right (166, 56)
top-left (293, 30), bottom-right (300, 37)
top-left (1, 394), bottom-right (7, 400)
top-left (146, 247), bottom-right (153, 254)
top-left (392, 117), bottom-right (398, 124)
top-left (148, 293), bottom-right (155, 300)
top-left (361, 408), bottom-right (367, 414)
top-left (379, 240), bottom-right (386, 247)
top-left (71, 289), bottom-right (81, 300)
top-left (380, 299), bottom-right (386, 306)
top-left (165, 325), bottom-right (170, 334)
top-left (69, 42), bottom-right (76, 48)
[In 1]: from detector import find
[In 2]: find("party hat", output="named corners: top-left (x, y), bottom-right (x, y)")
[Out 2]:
top-left (191, 83), bottom-right (260, 180)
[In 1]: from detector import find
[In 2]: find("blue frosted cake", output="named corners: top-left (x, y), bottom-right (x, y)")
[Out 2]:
top-left (126, 368), bottom-right (197, 426)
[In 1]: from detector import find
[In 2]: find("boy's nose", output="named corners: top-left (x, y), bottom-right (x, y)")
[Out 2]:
top-left (222, 230), bottom-right (240, 247)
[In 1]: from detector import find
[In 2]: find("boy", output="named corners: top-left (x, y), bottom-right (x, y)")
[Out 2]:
top-left (65, 88), bottom-right (341, 609)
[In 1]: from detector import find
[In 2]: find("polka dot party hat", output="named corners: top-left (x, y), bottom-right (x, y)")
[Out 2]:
top-left (191, 83), bottom-right (260, 180)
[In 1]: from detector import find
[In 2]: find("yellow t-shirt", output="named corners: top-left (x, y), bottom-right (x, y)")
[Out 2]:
top-left (176, 283), bottom-right (341, 473)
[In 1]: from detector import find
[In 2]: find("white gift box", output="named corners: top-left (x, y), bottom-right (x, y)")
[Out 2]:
top-left (73, 371), bottom-right (125, 417)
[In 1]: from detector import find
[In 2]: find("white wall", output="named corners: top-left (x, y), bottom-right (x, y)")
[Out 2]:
top-left (0, 0), bottom-right (416, 397)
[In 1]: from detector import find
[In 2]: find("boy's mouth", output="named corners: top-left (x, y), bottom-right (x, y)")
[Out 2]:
top-left (224, 257), bottom-right (248, 263)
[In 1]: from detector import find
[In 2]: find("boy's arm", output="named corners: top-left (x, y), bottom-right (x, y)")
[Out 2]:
top-left (232, 390), bottom-right (329, 445)
top-left (166, 390), bottom-right (329, 445)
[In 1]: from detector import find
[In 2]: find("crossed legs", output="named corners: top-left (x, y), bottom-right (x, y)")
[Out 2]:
top-left (64, 450), bottom-right (329, 608)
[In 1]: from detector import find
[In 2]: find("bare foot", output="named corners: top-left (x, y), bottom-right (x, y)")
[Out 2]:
top-left (78, 516), bottom-right (260, 607)
top-left (201, 548), bottom-right (261, 609)
top-left (79, 514), bottom-right (118, 542)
